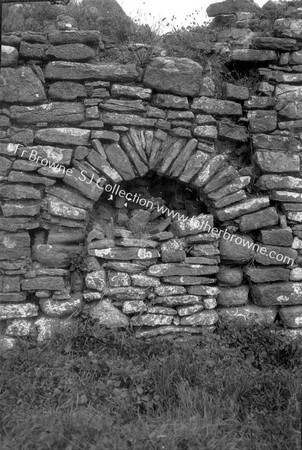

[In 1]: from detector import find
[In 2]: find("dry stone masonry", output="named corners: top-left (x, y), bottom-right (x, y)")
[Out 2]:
top-left (2, 1), bottom-right (302, 350)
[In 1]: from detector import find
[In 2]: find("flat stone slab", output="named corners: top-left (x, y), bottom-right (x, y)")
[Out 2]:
top-left (135, 326), bottom-right (204, 338)
top-left (191, 97), bottom-right (242, 116)
top-left (131, 274), bottom-right (161, 287)
top-left (21, 276), bottom-right (65, 291)
top-left (90, 248), bottom-right (160, 260)
top-left (10, 103), bottom-right (85, 125)
top-left (215, 197), bottom-right (270, 221)
top-left (245, 267), bottom-right (290, 283)
top-left (252, 134), bottom-right (302, 152)
top-left (47, 196), bottom-right (87, 221)
top-left (154, 285), bottom-right (186, 296)
top-left (230, 49), bottom-right (277, 62)
top-left (35, 128), bottom-right (90, 146)
top-left (257, 175), bottom-right (302, 191)
top-left (0, 185), bottom-right (41, 200)
top-left (218, 305), bottom-right (277, 326)
top-left (111, 84), bottom-right (152, 100)
top-left (104, 262), bottom-right (144, 274)
top-left (147, 264), bottom-right (219, 277)
top-left (162, 276), bottom-right (216, 285)
top-left (187, 286), bottom-right (220, 296)
top-left (105, 287), bottom-right (146, 300)
top-left (46, 43), bottom-right (95, 61)
top-left (45, 61), bottom-right (138, 82)
top-left (252, 282), bottom-right (302, 306)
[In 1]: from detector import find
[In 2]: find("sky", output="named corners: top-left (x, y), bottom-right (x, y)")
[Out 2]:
top-left (118, 0), bottom-right (275, 30)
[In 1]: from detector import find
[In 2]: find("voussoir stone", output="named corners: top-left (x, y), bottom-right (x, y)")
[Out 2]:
top-left (143, 57), bottom-right (204, 97)
top-left (45, 61), bottom-right (138, 82)
top-left (0, 67), bottom-right (47, 104)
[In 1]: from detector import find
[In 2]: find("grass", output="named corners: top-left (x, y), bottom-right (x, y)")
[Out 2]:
top-left (0, 320), bottom-right (301, 450)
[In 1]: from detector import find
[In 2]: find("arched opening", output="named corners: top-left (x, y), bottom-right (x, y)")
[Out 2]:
top-left (85, 172), bottom-right (220, 338)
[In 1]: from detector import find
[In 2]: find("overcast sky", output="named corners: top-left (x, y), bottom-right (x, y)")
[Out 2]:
top-left (118, 0), bottom-right (273, 30)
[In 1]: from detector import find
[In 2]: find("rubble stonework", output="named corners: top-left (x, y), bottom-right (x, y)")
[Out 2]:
top-left (2, 1), bottom-right (302, 349)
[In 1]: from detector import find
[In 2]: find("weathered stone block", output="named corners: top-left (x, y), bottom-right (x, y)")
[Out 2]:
top-left (239, 207), bottom-right (279, 232)
top-left (254, 244), bottom-right (297, 266)
top-left (191, 97), bottom-right (242, 116)
top-left (218, 285), bottom-right (249, 307)
top-left (143, 57), bottom-right (204, 97)
top-left (218, 305), bottom-right (277, 326)
top-left (46, 43), bottom-right (95, 61)
top-left (154, 285), bottom-right (186, 296)
top-left (220, 233), bottom-right (255, 264)
top-left (260, 228), bottom-right (293, 247)
top-left (105, 287), bottom-right (146, 301)
top-left (254, 151), bottom-right (300, 174)
top-left (89, 298), bottom-right (129, 327)
top-left (39, 295), bottom-right (82, 318)
top-left (1, 45), bottom-right (19, 67)
top-left (15, 103), bottom-right (84, 126)
top-left (47, 196), bottom-right (87, 221)
top-left (122, 301), bottom-right (147, 314)
top-left (35, 128), bottom-right (90, 146)
top-left (218, 120), bottom-right (248, 142)
top-left (90, 248), bottom-right (159, 260)
top-left (279, 306), bottom-right (302, 328)
top-left (154, 295), bottom-right (202, 307)
top-left (0, 232), bottom-right (30, 260)
top-left (160, 239), bottom-right (186, 263)
top-left (274, 18), bottom-right (302, 39)
top-left (147, 263), bottom-right (218, 277)
top-left (49, 81), bottom-right (87, 101)
top-left (247, 110), bottom-right (277, 133)
top-left (216, 197), bottom-right (270, 222)
top-left (252, 282), bottom-right (302, 306)
top-left (109, 272), bottom-right (131, 287)
top-left (21, 277), bottom-right (65, 291)
top-left (131, 274), bottom-right (160, 287)
top-left (85, 270), bottom-right (106, 292)
top-left (217, 266), bottom-right (243, 286)
top-left (222, 83), bottom-right (249, 100)
top-left (0, 303), bottom-right (38, 319)
top-left (0, 67), bottom-right (46, 104)
top-left (257, 175), bottom-right (302, 191)
top-left (2, 201), bottom-right (40, 217)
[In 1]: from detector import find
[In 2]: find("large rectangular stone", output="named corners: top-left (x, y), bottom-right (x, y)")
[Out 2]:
top-left (260, 228), bottom-right (293, 247)
top-left (21, 277), bottom-right (65, 291)
top-left (45, 186), bottom-right (94, 210)
top-left (147, 263), bottom-right (218, 277)
top-left (101, 112), bottom-right (156, 127)
top-left (254, 151), bottom-right (300, 173)
top-left (191, 97), bottom-right (242, 115)
top-left (257, 175), bottom-right (302, 191)
top-left (254, 244), bottom-right (297, 266)
top-left (47, 196), bottom-right (87, 221)
top-left (10, 103), bottom-right (85, 125)
top-left (252, 282), bottom-right (302, 306)
top-left (19, 145), bottom-right (73, 166)
top-left (252, 134), bottom-right (302, 152)
top-left (35, 128), bottom-right (90, 146)
top-left (45, 61), bottom-right (138, 82)
top-left (245, 267), bottom-right (290, 283)
top-left (271, 191), bottom-right (302, 203)
top-left (239, 207), bottom-right (279, 232)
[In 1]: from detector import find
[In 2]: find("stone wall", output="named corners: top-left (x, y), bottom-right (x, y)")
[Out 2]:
top-left (1, 1), bottom-right (302, 351)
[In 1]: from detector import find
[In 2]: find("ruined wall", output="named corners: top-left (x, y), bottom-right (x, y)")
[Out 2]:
top-left (1, 2), bottom-right (302, 351)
